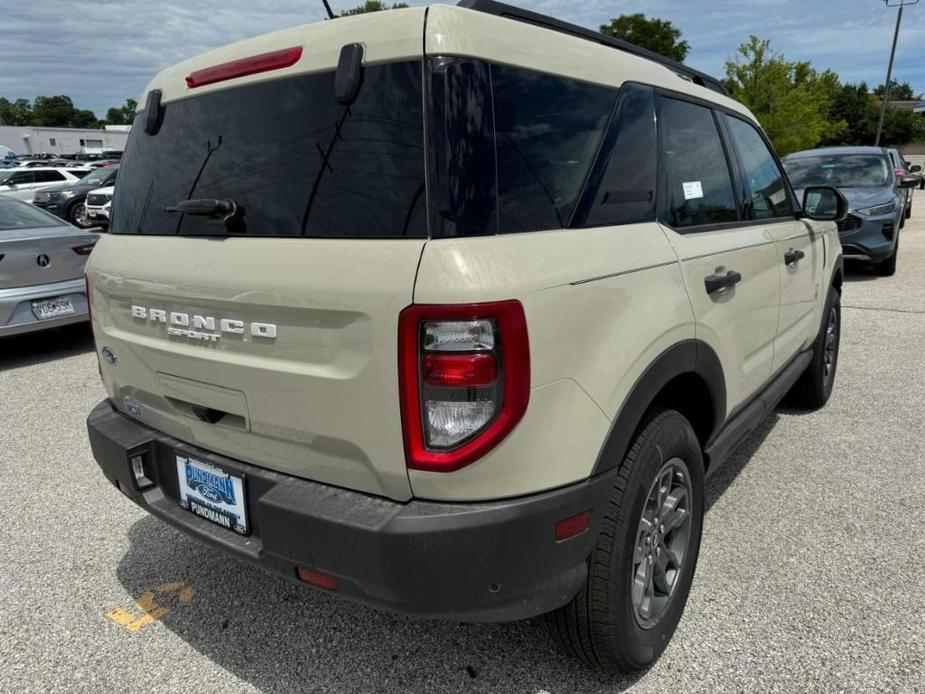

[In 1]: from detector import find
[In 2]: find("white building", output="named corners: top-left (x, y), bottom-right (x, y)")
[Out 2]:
top-left (0, 125), bottom-right (130, 157)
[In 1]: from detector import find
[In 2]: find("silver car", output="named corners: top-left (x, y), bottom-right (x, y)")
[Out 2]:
top-left (0, 196), bottom-right (96, 336)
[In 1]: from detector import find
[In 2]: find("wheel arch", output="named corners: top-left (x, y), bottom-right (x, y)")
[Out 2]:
top-left (591, 340), bottom-right (726, 476)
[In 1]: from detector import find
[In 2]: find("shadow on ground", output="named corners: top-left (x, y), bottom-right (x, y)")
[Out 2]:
top-left (114, 411), bottom-right (789, 693)
top-left (0, 323), bottom-right (94, 370)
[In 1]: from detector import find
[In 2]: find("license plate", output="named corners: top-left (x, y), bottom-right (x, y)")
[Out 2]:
top-left (32, 296), bottom-right (75, 320)
top-left (176, 454), bottom-right (248, 535)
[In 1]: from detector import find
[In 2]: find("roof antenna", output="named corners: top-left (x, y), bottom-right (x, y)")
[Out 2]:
top-left (321, 0), bottom-right (336, 19)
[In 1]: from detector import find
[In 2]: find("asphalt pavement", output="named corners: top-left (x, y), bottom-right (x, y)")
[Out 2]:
top-left (1, 215), bottom-right (924, 693)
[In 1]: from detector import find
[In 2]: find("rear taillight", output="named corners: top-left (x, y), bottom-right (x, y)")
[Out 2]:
top-left (72, 244), bottom-right (95, 255)
top-left (398, 301), bottom-right (530, 472)
top-left (186, 46), bottom-right (303, 88)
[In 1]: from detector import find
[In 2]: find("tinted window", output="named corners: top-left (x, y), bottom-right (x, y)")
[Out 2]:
top-left (660, 97), bottom-right (738, 228)
top-left (113, 61), bottom-right (426, 238)
top-left (35, 170), bottom-right (65, 182)
top-left (724, 115), bottom-right (793, 220)
top-left (8, 171), bottom-right (35, 185)
top-left (573, 85), bottom-right (657, 227)
top-left (783, 154), bottom-right (891, 189)
top-left (493, 66), bottom-right (616, 233)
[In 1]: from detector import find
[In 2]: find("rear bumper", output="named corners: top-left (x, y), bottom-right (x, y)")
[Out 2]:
top-left (87, 400), bottom-right (611, 622)
top-left (0, 277), bottom-right (88, 337)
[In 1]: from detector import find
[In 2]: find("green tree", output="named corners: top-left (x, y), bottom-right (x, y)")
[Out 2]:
top-left (72, 109), bottom-right (99, 128)
top-left (725, 36), bottom-right (844, 156)
top-left (599, 13), bottom-right (690, 63)
top-left (0, 97), bottom-right (33, 125)
top-left (32, 95), bottom-right (78, 127)
top-left (340, 1), bottom-right (408, 16)
top-left (105, 98), bottom-right (138, 125)
top-left (874, 79), bottom-right (917, 101)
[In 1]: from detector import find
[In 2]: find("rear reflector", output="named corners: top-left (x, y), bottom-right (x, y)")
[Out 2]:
top-left (555, 511), bottom-right (592, 541)
top-left (423, 352), bottom-right (498, 387)
top-left (186, 47), bottom-right (303, 88)
top-left (297, 567), bottom-right (337, 591)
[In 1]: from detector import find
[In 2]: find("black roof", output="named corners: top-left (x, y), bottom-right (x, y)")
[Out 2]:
top-left (456, 0), bottom-right (729, 96)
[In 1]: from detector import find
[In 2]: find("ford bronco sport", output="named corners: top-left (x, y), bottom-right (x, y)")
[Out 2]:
top-left (85, 0), bottom-right (847, 673)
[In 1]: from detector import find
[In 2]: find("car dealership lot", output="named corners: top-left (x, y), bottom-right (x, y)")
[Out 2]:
top-left (2, 219), bottom-right (925, 694)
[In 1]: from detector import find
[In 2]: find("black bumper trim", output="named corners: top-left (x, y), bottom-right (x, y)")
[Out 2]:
top-left (87, 400), bottom-right (613, 622)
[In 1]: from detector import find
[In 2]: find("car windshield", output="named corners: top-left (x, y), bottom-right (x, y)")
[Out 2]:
top-left (784, 154), bottom-right (891, 188)
top-left (0, 197), bottom-right (66, 229)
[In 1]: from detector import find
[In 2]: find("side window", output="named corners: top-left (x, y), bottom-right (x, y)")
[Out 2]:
top-left (35, 170), bottom-right (64, 182)
top-left (11, 171), bottom-right (35, 185)
top-left (492, 65), bottom-right (617, 233)
top-left (724, 115), bottom-right (793, 220)
top-left (573, 84), bottom-right (657, 227)
top-left (659, 97), bottom-right (738, 229)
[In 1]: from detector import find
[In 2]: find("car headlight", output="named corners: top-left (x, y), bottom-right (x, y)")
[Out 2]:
top-left (856, 202), bottom-right (896, 216)
top-left (60, 190), bottom-right (76, 199)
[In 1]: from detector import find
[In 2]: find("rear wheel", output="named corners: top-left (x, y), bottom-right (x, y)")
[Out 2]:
top-left (545, 409), bottom-right (704, 673)
top-left (788, 285), bottom-right (840, 409)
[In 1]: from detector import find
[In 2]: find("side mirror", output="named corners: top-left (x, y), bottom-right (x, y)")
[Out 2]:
top-left (898, 176), bottom-right (920, 189)
top-left (908, 164), bottom-right (921, 173)
top-left (802, 186), bottom-right (848, 222)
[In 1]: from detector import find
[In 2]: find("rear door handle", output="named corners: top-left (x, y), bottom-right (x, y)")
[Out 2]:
top-left (704, 270), bottom-right (742, 295)
top-left (784, 249), bottom-right (805, 265)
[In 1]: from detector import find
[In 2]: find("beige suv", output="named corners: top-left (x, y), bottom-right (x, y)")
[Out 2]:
top-left (85, 0), bottom-right (847, 673)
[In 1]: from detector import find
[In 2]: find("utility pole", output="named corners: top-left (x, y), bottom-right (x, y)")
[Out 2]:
top-left (875, 0), bottom-right (919, 146)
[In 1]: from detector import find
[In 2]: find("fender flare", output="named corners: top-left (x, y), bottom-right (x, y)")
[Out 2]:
top-left (591, 339), bottom-right (725, 475)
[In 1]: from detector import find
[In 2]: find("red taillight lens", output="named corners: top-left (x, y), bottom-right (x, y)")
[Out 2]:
top-left (423, 353), bottom-right (498, 388)
top-left (186, 47), bottom-right (303, 88)
top-left (398, 301), bottom-right (530, 473)
top-left (72, 244), bottom-right (95, 255)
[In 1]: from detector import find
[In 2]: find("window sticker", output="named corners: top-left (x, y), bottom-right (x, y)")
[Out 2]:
top-left (682, 181), bottom-right (704, 200)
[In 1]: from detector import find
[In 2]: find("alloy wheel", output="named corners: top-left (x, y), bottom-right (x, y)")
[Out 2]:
top-left (631, 458), bottom-right (693, 629)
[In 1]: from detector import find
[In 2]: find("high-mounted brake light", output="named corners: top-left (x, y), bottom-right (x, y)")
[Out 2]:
top-left (185, 46), bottom-right (303, 89)
top-left (399, 301), bottom-right (530, 473)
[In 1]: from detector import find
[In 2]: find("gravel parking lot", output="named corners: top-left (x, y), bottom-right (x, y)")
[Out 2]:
top-left (2, 215), bottom-right (924, 694)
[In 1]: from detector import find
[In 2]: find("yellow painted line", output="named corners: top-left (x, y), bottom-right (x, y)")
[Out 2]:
top-left (105, 581), bottom-right (195, 632)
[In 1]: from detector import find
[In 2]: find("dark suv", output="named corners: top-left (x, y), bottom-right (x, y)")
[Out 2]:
top-left (32, 166), bottom-right (118, 228)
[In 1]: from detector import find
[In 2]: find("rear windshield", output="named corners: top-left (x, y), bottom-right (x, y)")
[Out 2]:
top-left (112, 61), bottom-right (426, 238)
top-left (783, 154), bottom-right (891, 189)
top-left (0, 197), bottom-right (66, 229)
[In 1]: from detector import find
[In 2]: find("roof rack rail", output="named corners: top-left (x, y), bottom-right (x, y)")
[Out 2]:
top-left (456, 0), bottom-right (729, 97)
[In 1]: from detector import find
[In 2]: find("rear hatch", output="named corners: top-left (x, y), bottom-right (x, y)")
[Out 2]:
top-left (87, 10), bottom-right (428, 501)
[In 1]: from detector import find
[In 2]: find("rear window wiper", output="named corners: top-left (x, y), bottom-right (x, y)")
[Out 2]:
top-left (165, 198), bottom-right (245, 235)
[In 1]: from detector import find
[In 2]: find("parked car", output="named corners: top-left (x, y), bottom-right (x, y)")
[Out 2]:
top-left (887, 148), bottom-right (915, 219)
top-left (32, 166), bottom-right (119, 228)
top-left (83, 186), bottom-right (114, 227)
top-left (0, 167), bottom-right (86, 202)
top-left (784, 146), bottom-right (919, 276)
top-left (84, 0), bottom-right (846, 674)
top-left (0, 196), bottom-right (95, 336)
top-left (15, 159), bottom-right (71, 168)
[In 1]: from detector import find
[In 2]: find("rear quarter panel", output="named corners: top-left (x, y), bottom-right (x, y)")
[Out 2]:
top-left (411, 223), bottom-right (693, 501)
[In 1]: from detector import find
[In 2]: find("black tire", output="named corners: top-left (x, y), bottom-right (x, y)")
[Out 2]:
top-left (788, 285), bottom-right (841, 409)
top-left (877, 235), bottom-right (899, 276)
top-left (545, 409), bottom-right (704, 674)
top-left (905, 203), bottom-right (912, 220)
top-left (66, 201), bottom-right (90, 228)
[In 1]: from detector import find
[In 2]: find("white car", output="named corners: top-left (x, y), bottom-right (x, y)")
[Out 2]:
top-left (84, 185), bottom-right (114, 225)
top-left (0, 167), bottom-right (86, 201)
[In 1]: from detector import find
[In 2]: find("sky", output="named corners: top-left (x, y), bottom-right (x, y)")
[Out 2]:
top-left (2, 0), bottom-right (924, 118)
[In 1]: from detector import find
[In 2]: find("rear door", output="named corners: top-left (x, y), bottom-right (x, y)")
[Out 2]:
top-left (3, 170), bottom-right (38, 200)
top-left (722, 114), bottom-right (821, 371)
top-left (87, 50), bottom-right (428, 501)
top-left (656, 96), bottom-right (779, 413)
